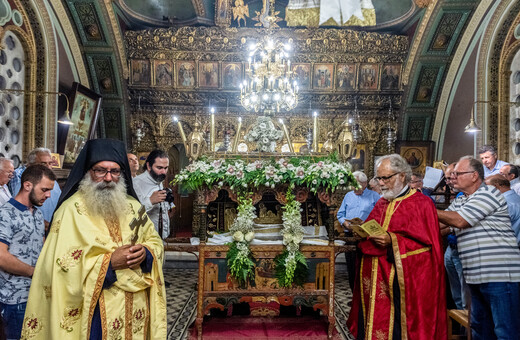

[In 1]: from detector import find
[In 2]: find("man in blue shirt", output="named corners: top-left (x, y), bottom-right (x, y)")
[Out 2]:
top-left (485, 174), bottom-right (520, 245)
top-left (337, 170), bottom-right (380, 290)
top-left (478, 145), bottom-right (508, 178)
top-left (0, 165), bottom-right (56, 339)
top-left (8, 148), bottom-right (61, 231)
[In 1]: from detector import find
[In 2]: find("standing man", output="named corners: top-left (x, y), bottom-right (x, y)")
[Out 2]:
top-left (347, 154), bottom-right (446, 340)
top-left (336, 171), bottom-right (380, 290)
top-left (8, 148), bottom-right (61, 229)
top-left (438, 156), bottom-right (520, 339)
top-left (443, 162), bottom-right (468, 310)
top-left (133, 150), bottom-right (173, 239)
top-left (22, 139), bottom-right (166, 339)
top-left (500, 163), bottom-right (520, 195)
top-left (0, 165), bottom-right (56, 339)
top-left (0, 158), bottom-right (14, 206)
top-left (485, 174), bottom-right (520, 245)
top-left (127, 152), bottom-right (140, 178)
top-left (478, 145), bottom-right (508, 178)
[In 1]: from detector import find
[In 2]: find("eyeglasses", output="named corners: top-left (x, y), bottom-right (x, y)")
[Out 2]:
top-left (90, 168), bottom-right (122, 178)
top-left (375, 172), bottom-right (399, 183)
top-left (452, 171), bottom-right (475, 177)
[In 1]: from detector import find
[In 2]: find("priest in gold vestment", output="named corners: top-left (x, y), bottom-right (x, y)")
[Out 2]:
top-left (21, 139), bottom-right (167, 339)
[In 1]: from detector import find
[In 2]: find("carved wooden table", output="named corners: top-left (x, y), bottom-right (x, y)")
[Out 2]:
top-left (195, 243), bottom-right (340, 339)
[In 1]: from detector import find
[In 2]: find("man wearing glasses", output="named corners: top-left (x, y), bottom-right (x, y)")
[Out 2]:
top-left (347, 154), bottom-right (446, 340)
top-left (438, 156), bottom-right (520, 339)
top-left (22, 139), bottom-right (167, 339)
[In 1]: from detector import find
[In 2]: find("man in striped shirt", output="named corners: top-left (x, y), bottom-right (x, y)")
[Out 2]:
top-left (437, 156), bottom-right (520, 340)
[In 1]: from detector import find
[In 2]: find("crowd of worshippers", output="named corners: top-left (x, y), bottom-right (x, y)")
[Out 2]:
top-left (0, 140), bottom-right (173, 339)
top-left (1, 140), bottom-right (520, 339)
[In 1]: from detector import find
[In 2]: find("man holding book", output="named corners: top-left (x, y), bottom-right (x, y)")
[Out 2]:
top-left (347, 154), bottom-right (446, 340)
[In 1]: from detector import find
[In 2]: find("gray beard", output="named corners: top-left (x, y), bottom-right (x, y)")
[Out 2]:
top-left (78, 173), bottom-right (128, 220)
top-left (381, 181), bottom-right (405, 201)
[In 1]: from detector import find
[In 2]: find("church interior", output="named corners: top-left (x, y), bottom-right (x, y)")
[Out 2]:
top-left (1, 0), bottom-right (520, 338)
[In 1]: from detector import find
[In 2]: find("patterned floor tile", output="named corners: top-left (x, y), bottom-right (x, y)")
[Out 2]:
top-left (164, 268), bottom-right (354, 339)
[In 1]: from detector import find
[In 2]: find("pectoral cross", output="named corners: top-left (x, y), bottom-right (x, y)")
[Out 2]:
top-left (129, 206), bottom-right (148, 245)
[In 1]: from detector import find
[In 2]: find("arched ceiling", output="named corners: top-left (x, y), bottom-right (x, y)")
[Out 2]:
top-left (114, 0), bottom-right (421, 33)
top-left (46, 0), bottom-right (489, 154)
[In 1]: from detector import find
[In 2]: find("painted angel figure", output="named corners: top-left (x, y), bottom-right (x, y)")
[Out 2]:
top-left (232, 0), bottom-right (249, 27)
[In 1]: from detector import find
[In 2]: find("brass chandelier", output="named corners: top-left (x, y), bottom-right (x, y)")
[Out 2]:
top-left (240, 38), bottom-right (299, 114)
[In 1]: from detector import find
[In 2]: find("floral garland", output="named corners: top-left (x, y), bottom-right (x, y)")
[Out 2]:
top-left (173, 154), bottom-right (358, 193)
top-left (226, 196), bottom-right (256, 286)
top-left (173, 154), bottom-right (358, 287)
top-left (244, 116), bottom-right (283, 152)
top-left (275, 190), bottom-right (308, 287)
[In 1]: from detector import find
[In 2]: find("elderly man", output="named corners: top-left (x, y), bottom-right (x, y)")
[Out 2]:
top-left (485, 174), bottom-right (520, 245)
top-left (22, 139), bottom-right (166, 339)
top-left (409, 172), bottom-right (424, 191)
top-left (437, 156), bottom-right (520, 339)
top-left (133, 150), bottom-right (173, 239)
top-left (8, 148), bottom-right (61, 228)
top-left (443, 162), bottom-right (469, 310)
top-left (0, 158), bottom-right (14, 206)
top-left (337, 170), bottom-right (380, 290)
top-left (347, 154), bottom-right (446, 340)
top-left (127, 152), bottom-right (140, 178)
top-left (478, 145), bottom-right (508, 178)
top-left (0, 165), bottom-right (55, 339)
top-left (500, 163), bottom-right (520, 195)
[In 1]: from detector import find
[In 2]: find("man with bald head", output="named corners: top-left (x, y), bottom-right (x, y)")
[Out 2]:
top-left (438, 156), bottom-right (520, 339)
top-left (0, 158), bottom-right (14, 206)
top-left (8, 148), bottom-right (61, 228)
top-left (485, 174), bottom-right (520, 245)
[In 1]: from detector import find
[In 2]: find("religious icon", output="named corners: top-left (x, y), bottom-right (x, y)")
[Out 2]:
top-left (312, 63), bottom-right (333, 90)
top-left (154, 60), bottom-right (173, 86)
top-left (131, 60), bottom-right (150, 85)
top-left (292, 63), bottom-right (311, 90)
top-left (176, 61), bottom-right (196, 88)
top-left (336, 64), bottom-right (356, 91)
top-left (198, 62), bottom-right (219, 88)
top-left (358, 64), bottom-right (379, 90)
top-left (62, 83), bottom-right (102, 166)
top-left (232, 0), bottom-right (249, 27)
top-left (223, 62), bottom-right (242, 89)
top-left (381, 64), bottom-right (401, 90)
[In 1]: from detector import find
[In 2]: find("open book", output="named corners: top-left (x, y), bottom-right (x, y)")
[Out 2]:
top-left (350, 219), bottom-right (387, 238)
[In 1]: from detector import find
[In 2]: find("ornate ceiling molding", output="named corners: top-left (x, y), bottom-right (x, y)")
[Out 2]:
top-left (102, 0), bottom-right (129, 79)
top-left (49, 0), bottom-right (90, 86)
top-left (32, 0), bottom-right (58, 148)
top-left (431, 0), bottom-right (497, 158)
top-left (401, 0), bottom-right (438, 87)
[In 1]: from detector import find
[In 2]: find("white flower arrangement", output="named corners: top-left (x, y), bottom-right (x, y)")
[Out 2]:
top-left (226, 196), bottom-right (257, 286)
top-left (244, 116), bottom-right (283, 152)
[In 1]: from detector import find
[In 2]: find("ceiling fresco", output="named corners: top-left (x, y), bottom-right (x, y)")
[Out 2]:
top-left (115, 0), bottom-right (419, 32)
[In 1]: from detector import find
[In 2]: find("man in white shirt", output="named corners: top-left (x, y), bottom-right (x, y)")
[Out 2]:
top-left (133, 150), bottom-right (174, 239)
top-left (478, 145), bottom-right (508, 178)
top-left (0, 158), bottom-right (14, 206)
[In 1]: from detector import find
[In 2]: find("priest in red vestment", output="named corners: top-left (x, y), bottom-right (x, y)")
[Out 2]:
top-left (347, 154), bottom-right (447, 340)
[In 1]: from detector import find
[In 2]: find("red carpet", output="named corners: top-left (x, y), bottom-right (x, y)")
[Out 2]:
top-left (189, 316), bottom-right (342, 340)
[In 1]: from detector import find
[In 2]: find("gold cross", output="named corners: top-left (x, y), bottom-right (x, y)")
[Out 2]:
top-left (129, 205), bottom-right (148, 245)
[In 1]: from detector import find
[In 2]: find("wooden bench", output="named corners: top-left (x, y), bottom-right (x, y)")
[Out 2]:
top-left (448, 309), bottom-right (470, 340)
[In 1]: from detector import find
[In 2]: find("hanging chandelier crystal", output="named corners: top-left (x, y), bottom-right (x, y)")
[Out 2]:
top-left (240, 38), bottom-right (299, 115)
